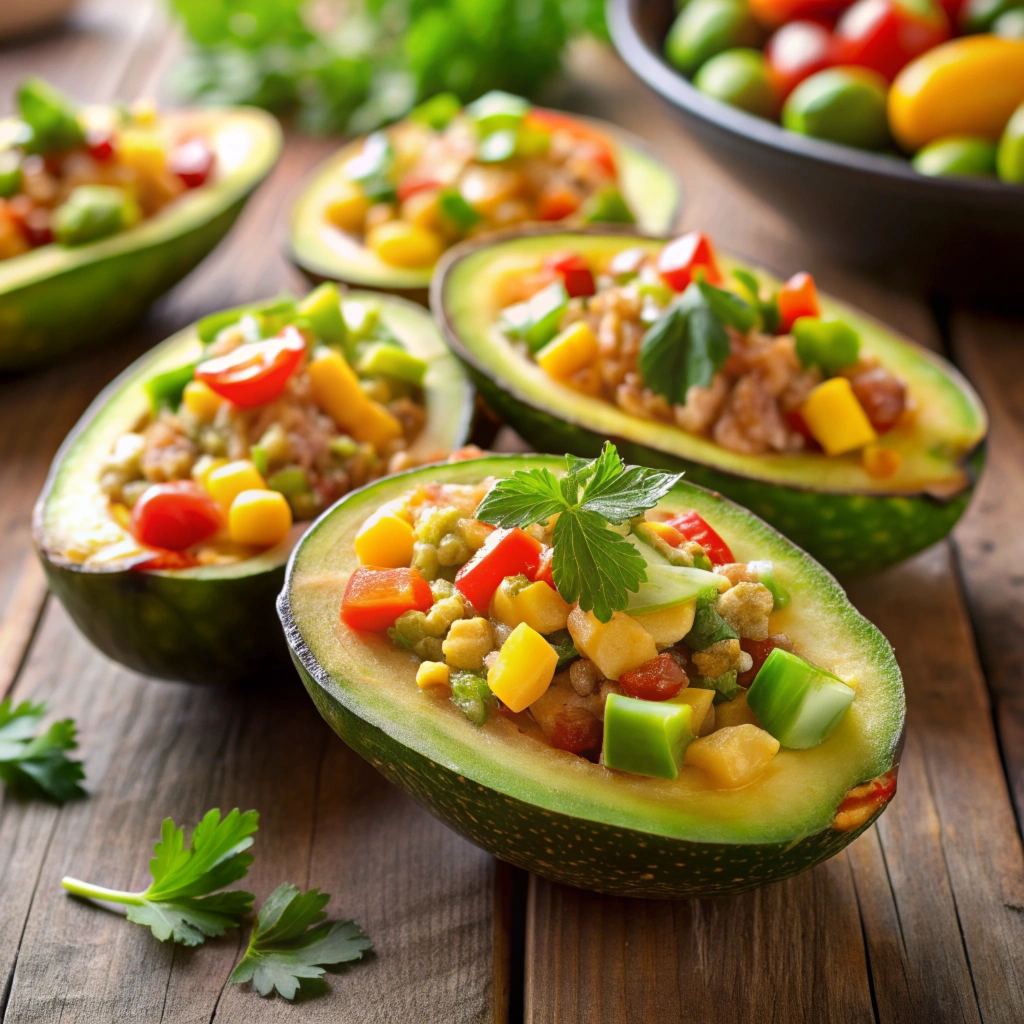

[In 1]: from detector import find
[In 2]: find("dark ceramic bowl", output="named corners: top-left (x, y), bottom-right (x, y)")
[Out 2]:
top-left (607, 0), bottom-right (1024, 308)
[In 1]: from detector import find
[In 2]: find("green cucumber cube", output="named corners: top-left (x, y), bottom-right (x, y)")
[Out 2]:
top-left (793, 317), bottom-right (860, 375)
top-left (603, 694), bottom-right (695, 779)
top-left (357, 342), bottom-right (427, 385)
top-left (298, 283), bottom-right (347, 348)
top-left (579, 185), bottom-right (635, 225)
top-left (437, 188), bottom-right (482, 231)
top-left (523, 280), bottom-right (569, 352)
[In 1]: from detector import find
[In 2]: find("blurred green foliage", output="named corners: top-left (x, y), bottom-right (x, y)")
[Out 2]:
top-left (167, 0), bottom-right (608, 135)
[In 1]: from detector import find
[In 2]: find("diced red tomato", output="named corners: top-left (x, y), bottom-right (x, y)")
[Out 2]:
top-left (738, 634), bottom-right (794, 685)
top-left (619, 653), bottom-right (688, 701)
top-left (534, 547), bottom-right (556, 591)
top-left (129, 482), bottom-right (222, 552)
top-left (537, 185), bottom-right (581, 222)
top-left (666, 511), bottom-right (733, 565)
top-left (777, 271), bottom-right (821, 332)
top-left (657, 232), bottom-right (722, 291)
top-left (765, 21), bottom-right (834, 97)
top-left (86, 128), bottom-right (116, 163)
top-left (542, 250), bottom-right (595, 298)
top-left (195, 326), bottom-right (306, 409)
top-left (454, 527), bottom-right (543, 611)
top-left (397, 173), bottom-right (442, 203)
top-left (341, 566), bottom-right (433, 632)
top-left (525, 109), bottom-right (618, 177)
top-left (551, 706), bottom-right (603, 755)
top-left (169, 137), bottom-right (216, 188)
top-left (833, 0), bottom-right (950, 81)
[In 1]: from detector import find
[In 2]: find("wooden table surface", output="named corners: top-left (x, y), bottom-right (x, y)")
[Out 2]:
top-left (2, 2), bottom-right (1023, 1021)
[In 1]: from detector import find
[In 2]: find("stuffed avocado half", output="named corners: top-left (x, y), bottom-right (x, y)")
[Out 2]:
top-left (433, 228), bottom-right (987, 576)
top-left (289, 91), bottom-right (681, 299)
top-left (34, 288), bottom-right (473, 685)
top-left (0, 79), bottom-right (281, 370)
top-left (280, 450), bottom-right (904, 898)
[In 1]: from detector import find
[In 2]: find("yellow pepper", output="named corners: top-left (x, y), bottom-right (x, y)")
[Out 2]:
top-left (325, 180), bottom-right (370, 233)
top-left (367, 220), bottom-right (444, 269)
top-left (490, 579), bottom-right (570, 635)
top-left (182, 380), bottom-right (224, 422)
top-left (306, 349), bottom-right (402, 448)
top-left (228, 489), bottom-right (293, 547)
top-left (889, 37), bottom-right (1024, 152)
top-left (800, 377), bottom-right (877, 456)
top-left (536, 322), bottom-right (599, 382)
top-left (205, 459), bottom-right (266, 508)
top-left (487, 622), bottom-right (557, 712)
top-left (355, 511), bottom-right (415, 568)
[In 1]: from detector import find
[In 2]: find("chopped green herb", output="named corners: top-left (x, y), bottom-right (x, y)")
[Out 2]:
top-left (450, 670), bottom-right (494, 725)
top-left (0, 698), bottom-right (85, 803)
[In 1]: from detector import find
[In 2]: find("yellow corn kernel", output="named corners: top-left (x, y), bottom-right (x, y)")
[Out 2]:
top-left (670, 687), bottom-right (715, 735)
top-left (367, 220), bottom-right (444, 269)
top-left (632, 599), bottom-right (697, 647)
top-left (192, 456), bottom-right (228, 490)
top-left (536, 322), bottom-right (599, 382)
top-left (182, 379), bottom-right (224, 422)
top-left (800, 377), bottom-right (878, 456)
top-left (355, 511), bottom-right (415, 568)
top-left (490, 580), bottom-right (570, 635)
top-left (118, 128), bottom-right (166, 181)
top-left (487, 622), bottom-right (558, 713)
top-left (416, 661), bottom-right (450, 691)
top-left (205, 459), bottom-right (266, 508)
top-left (325, 180), bottom-right (370, 233)
top-left (862, 443), bottom-right (902, 478)
top-left (307, 350), bottom-right (402, 447)
top-left (228, 489), bottom-right (292, 547)
top-left (684, 724), bottom-right (780, 788)
top-left (566, 606), bottom-right (657, 681)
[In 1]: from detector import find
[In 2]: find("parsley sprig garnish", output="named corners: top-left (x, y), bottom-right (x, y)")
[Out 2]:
top-left (61, 808), bottom-right (259, 946)
top-left (476, 444), bottom-right (681, 622)
top-left (0, 698), bottom-right (85, 803)
top-left (231, 883), bottom-right (373, 1000)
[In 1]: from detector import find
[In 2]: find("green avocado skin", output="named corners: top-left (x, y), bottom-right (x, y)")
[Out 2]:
top-left (465, 367), bottom-right (983, 578)
top-left (0, 200), bottom-right (244, 371)
top-left (42, 558), bottom-right (289, 685)
top-left (291, 646), bottom-right (886, 897)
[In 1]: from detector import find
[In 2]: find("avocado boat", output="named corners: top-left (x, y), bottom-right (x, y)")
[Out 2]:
top-left (0, 104), bottom-right (281, 370)
top-left (289, 93), bottom-right (681, 301)
top-left (33, 290), bottom-right (473, 685)
top-left (433, 228), bottom-right (987, 576)
top-left (279, 453), bottom-right (904, 898)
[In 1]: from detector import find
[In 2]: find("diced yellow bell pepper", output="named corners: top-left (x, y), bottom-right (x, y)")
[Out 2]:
top-left (670, 687), bottom-right (715, 735)
top-left (325, 180), bottom-right (370, 233)
top-left (862, 443), bottom-right (902, 478)
top-left (566, 606), bottom-right (657, 681)
top-left (416, 661), bottom-right (450, 691)
top-left (118, 128), bottom-right (166, 181)
top-left (228, 489), bottom-right (293, 547)
top-left (800, 377), bottom-right (877, 456)
top-left (490, 580), bottom-right (570, 635)
top-left (367, 220), bottom-right (444, 269)
top-left (684, 724), bottom-right (780, 788)
top-left (632, 599), bottom-right (697, 647)
top-left (355, 511), bottom-right (415, 568)
top-left (182, 379), bottom-right (224, 422)
top-left (487, 622), bottom-right (558, 712)
top-left (192, 456), bottom-right (228, 490)
top-left (307, 350), bottom-right (403, 449)
top-left (205, 459), bottom-right (266, 508)
top-left (536, 322), bottom-right (599, 382)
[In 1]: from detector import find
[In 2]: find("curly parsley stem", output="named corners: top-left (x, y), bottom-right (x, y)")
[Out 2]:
top-left (60, 877), bottom-right (145, 906)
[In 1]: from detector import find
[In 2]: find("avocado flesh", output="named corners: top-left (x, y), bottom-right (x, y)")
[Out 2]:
top-left (435, 231), bottom-right (988, 576)
top-left (288, 114), bottom-right (682, 296)
top-left (281, 455), bottom-right (905, 897)
top-left (32, 292), bottom-right (474, 686)
top-left (0, 106), bottom-right (281, 370)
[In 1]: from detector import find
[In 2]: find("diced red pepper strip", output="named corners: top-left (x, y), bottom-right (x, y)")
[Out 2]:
top-left (657, 231), bottom-right (722, 291)
top-left (534, 546), bottom-right (556, 591)
top-left (666, 511), bottom-right (733, 565)
top-left (169, 137), bottom-right (216, 189)
top-left (341, 567), bottom-right (433, 632)
top-left (129, 482), bottom-right (222, 552)
top-left (455, 527), bottom-right (542, 611)
top-left (537, 185), bottom-right (581, 222)
top-left (397, 173), bottom-right (442, 203)
top-left (86, 128), bottom-right (116, 163)
top-left (619, 653), bottom-right (688, 701)
top-left (777, 271), bottom-right (820, 333)
top-left (542, 250), bottom-right (595, 298)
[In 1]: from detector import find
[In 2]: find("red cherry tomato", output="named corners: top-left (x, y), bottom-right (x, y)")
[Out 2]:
top-left (833, 0), bottom-right (950, 81)
top-left (195, 327), bottom-right (306, 409)
top-left (666, 511), bottom-right (734, 565)
top-left (542, 250), bottom-right (596, 298)
top-left (130, 482), bottom-right (222, 552)
top-left (534, 547), bottom-right (556, 591)
top-left (777, 271), bottom-right (821, 332)
top-left (169, 137), bottom-right (216, 188)
top-left (657, 231), bottom-right (723, 291)
top-left (750, 0), bottom-right (853, 26)
top-left (397, 173), bottom-right (442, 203)
top-left (525, 109), bottom-right (618, 177)
top-left (619, 653), bottom-right (688, 701)
top-left (86, 128), bottom-right (116, 163)
top-left (537, 185), bottom-right (581, 221)
top-left (766, 21), bottom-right (835, 96)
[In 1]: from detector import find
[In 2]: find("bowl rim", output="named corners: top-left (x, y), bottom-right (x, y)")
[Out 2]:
top-left (606, 0), bottom-right (1024, 206)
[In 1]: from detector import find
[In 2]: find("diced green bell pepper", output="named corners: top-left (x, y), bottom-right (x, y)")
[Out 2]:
top-left (297, 283), bottom-right (347, 348)
top-left (437, 188), bottom-right (482, 232)
top-left (0, 151), bottom-right (22, 198)
top-left (579, 185), bottom-right (635, 225)
top-left (683, 596), bottom-right (739, 651)
top-left (409, 92), bottom-right (462, 130)
top-left (267, 466), bottom-right (311, 498)
top-left (450, 670), bottom-right (494, 726)
top-left (603, 694), bottom-right (695, 779)
top-left (145, 363), bottom-right (197, 413)
top-left (356, 342), bottom-right (427, 385)
top-left (343, 299), bottom-right (381, 341)
top-left (53, 185), bottom-right (139, 246)
top-left (792, 317), bottom-right (860, 375)
top-left (746, 647), bottom-right (855, 749)
top-left (465, 90), bottom-right (530, 135)
top-left (250, 445), bottom-right (269, 477)
top-left (501, 280), bottom-right (569, 352)
top-left (746, 560), bottom-right (791, 609)
top-left (17, 77), bottom-right (84, 155)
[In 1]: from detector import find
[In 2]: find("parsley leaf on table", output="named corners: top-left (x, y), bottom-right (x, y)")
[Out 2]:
top-left (231, 883), bottom-right (373, 1000)
top-left (476, 444), bottom-right (681, 621)
top-left (61, 808), bottom-right (258, 946)
top-left (0, 698), bottom-right (85, 803)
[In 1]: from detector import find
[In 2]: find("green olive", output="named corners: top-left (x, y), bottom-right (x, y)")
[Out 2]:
top-left (694, 48), bottom-right (779, 118)
top-left (912, 136), bottom-right (998, 177)
top-left (664, 0), bottom-right (760, 78)
top-left (997, 102), bottom-right (1024, 183)
top-left (782, 68), bottom-right (890, 151)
